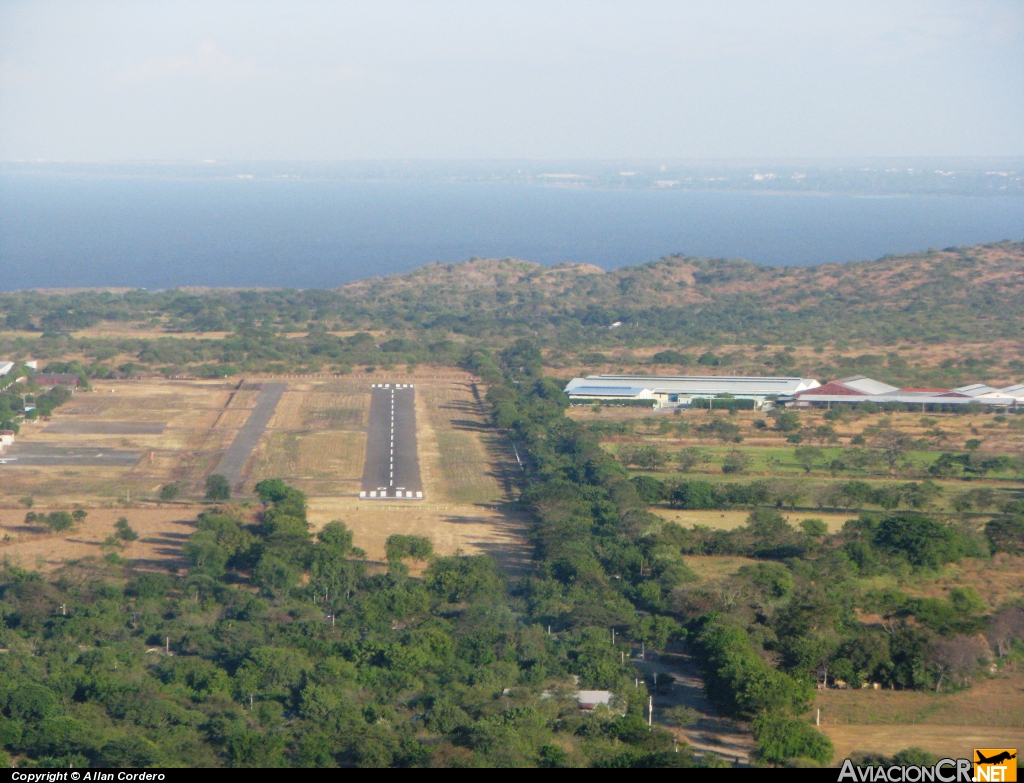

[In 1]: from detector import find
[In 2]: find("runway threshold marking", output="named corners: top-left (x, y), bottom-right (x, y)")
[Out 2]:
top-left (360, 382), bottom-right (423, 500)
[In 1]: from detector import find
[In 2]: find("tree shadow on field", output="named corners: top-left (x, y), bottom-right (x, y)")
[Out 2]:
top-left (439, 502), bottom-right (533, 577)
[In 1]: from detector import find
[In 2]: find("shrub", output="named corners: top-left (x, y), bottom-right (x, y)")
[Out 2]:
top-left (44, 511), bottom-right (74, 533)
top-left (385, 534), bottom-right (434, 562)
top-left (159, 483), bottom-right (180, 501)
top-left (114, 517), bottom-right (138, 542)
top-left (752, 713), bottom-right (833, 766)
top-left (652, 350), bottom-right (691, 365)
top-left (721, 450), bottom-right (751, 474)
top-left (205, 474), bottom-right (231, 501)
top-left (872, 512), bottom-right (976, 569)
top-left (630, 475), bottom-right (665, 503)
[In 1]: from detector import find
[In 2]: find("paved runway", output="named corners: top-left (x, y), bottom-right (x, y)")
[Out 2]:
top-left (214, 382), bottom-right (287, 492)
top-left (44, 421), bottom-right (166, 435)
top-left (0, 443), bottom-right (141, 466)
top-left (360, 383), bottom-right (423, 500)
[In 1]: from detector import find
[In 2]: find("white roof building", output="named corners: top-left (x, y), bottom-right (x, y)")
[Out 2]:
top-left (564, 375), bottom-right (820, 408)
top-left (575, 690), bottom-right (614, 710)
top-left (0, 362), bottom-right (14, 377)
top-left (791, 375), bottom-right (1023, 408)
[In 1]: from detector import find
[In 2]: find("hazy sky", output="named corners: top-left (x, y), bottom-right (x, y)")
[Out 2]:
top-left (1, 1), bottom-right (1021, 161)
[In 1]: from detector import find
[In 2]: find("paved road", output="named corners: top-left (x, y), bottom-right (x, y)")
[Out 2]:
top-left (44, 421), bottom-right (166, 435)
top-left (214, 382), bottom-right (287, 492)
top-left (0, 443), bottom-right (141, 466)
top-left (360, 383), bottom-right (423, 500)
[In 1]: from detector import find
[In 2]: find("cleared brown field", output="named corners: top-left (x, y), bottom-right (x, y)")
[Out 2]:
top-left (0, 379), bottom-right (240, 505)
top-left (213, 408), bottom-right (253, 429)
top-left (267, 390), bottom-right (368, 430)
top-left (417, 380), bottom-right (505, 505)
top-left (1, 371), bottom-right (529, 575)
top-left (247, 430), bottom-right (366, 495)
top-left (896, 553), bottom-right (1024, 615)
top-left (823, 725), bottom-right (1023, 762)
top-left (815, 671), bottom-right (1024, 728)
top-left (816, 671), bottom-right (1024, 761)
top-left (308, 496), bottom-right (530, 575)
top-left (651, 507), bottom-right (854, 532)
top-left (0, 505), bottom-right (204, 571)
top-left (681, 554), bottom-right (759, 584)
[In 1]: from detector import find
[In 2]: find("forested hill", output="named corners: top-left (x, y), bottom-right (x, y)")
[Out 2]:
top-left (1, 240), bottom-right (1022, 347)
top-left (338, 240), bottom-right (1024, 342)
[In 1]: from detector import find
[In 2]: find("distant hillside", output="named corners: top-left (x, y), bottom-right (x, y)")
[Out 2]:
top-left (1, 240), bottom-right (1022, 350)
top-left (337, 240), bottom-right (1024, 344)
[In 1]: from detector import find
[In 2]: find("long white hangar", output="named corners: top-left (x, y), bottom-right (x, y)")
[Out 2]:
top-left (563, 374), bottom-right (820, 410)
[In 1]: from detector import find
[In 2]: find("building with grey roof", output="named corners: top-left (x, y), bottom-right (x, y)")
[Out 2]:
top-left (563, 375), bottom-right (820, 409)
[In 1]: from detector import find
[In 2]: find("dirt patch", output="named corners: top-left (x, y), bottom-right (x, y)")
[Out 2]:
top-left (0, 505), bottom-right (204, 571)
top-left (823, 725), bottom-right (1024, 762)
top-left (681, 555), bottom-right (760, 584)
top-left (629, 646), bottom-right (754, 764)
top-left (307, 497), bottom-right (531, 576)
top-left (815, 671), bottom-right (1024, 729)
top-left (651, 507), bottom-right (855, 532)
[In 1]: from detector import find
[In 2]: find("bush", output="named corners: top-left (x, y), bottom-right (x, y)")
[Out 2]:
top-left (872, 512), bottom-right (975, 569)
top-left (668, 480), bottom-right (717, 509)
top-left (630, 475), bottom-right (665, 503)
top-left (721, 451), bottom-right (751, 474)
top-left (752, 713), bottom-right (833, 766)
top-left (114, 517), bottom-right (138, 542)
top-left (691, 397), bottom-right (755, 411)
top-left (652, 350), bottom-right (692, 365)
top-left (159, 483), bottom-right (180, 501)
top-left (986, 517), bottom-right (1024, 555)
top-left (385, 534), bottom-right (434, 562)
top-left (205, 474), bottom-right (230, 501)
top-left (425, 555), bottom-right (504, 603)
top-left (44, 511), bottom-right (74, 533)
top-left (773, 411), bottom-right (801, 432)
top-left (619, 444), bottom-right (669, 470)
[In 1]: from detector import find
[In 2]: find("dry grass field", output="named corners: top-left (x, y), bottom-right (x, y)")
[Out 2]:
top-left (307, 497), bottom-right (530, 575)
top-left (0, 505), bottom-right (204, 572)
top-left (681, 554), bottom-right (759, 584)
top-left (897, 553), bottom-right (1024, 610)
top-left (817, 670), bottom-right (1024, 760)
top-left (652, 507), bottom-right (854, 532)
top-left (1, 370), bottom-right (529, 575)
top-left (570, 402), bottom-right (1024, 458)
top-left (823, 725), bottom-right (1023, 762)
top-left (303, 374), bottom-right (528, 574)
top-left (0, 379), bottom-right (237, 505)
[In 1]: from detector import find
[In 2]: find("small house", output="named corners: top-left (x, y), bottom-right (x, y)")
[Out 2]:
top-left (33, 373), bottom-right (80, 388)
top-left (575, 690), bottom-right (614, 711)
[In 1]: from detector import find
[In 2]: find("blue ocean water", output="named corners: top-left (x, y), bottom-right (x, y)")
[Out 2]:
top-left (1, 176), bottom-right (1023, 290)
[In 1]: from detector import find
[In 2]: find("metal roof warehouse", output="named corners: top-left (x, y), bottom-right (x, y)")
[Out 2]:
top-left (788, 375), bottom-right (1024, 410)
top-left (563, 375), bottom-right (820, 409)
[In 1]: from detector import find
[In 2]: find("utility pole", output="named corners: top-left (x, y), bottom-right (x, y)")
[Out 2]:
top-left (816, 708), bottom-right (820, 726)
top-left (648, 696), bottom-right (653, 728)
top-left (60, 604), bottom-right (66, 616)
top-left (165, 637), bottom-right (169, 654)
